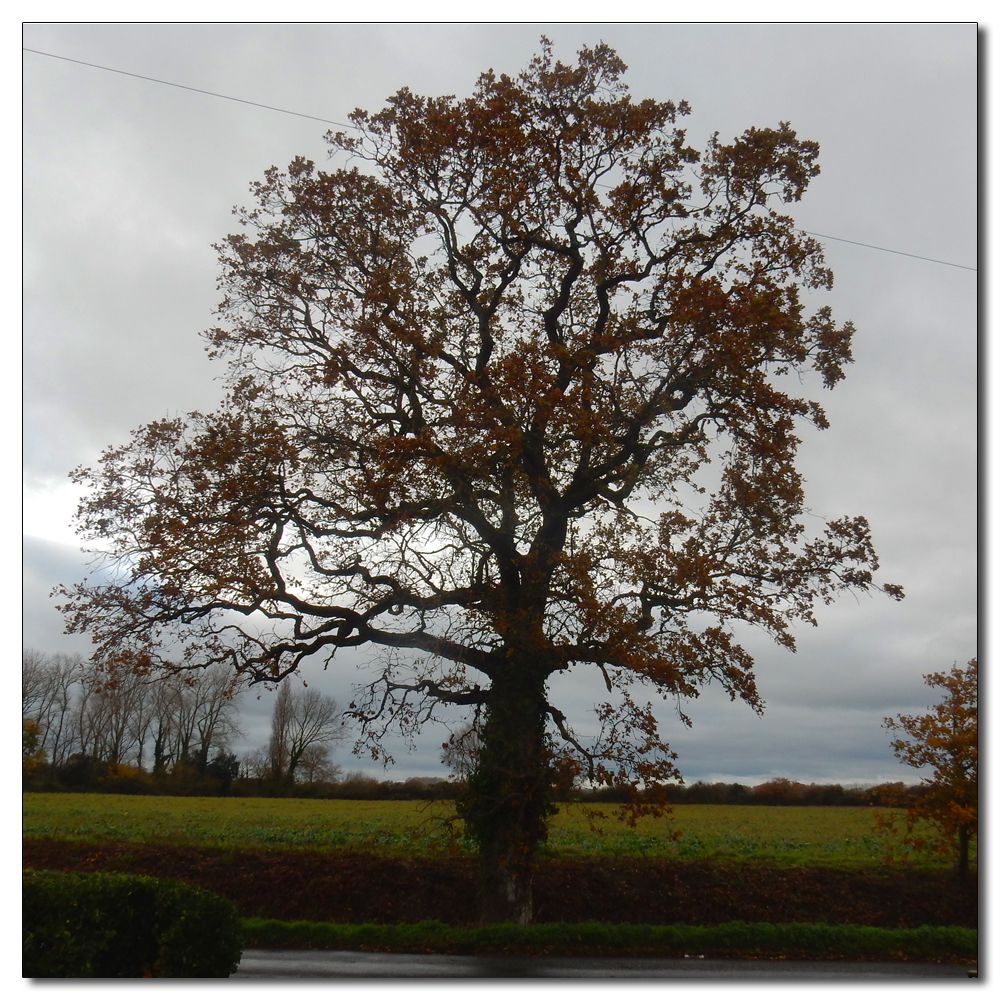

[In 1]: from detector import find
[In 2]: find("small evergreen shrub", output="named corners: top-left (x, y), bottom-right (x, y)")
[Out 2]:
top-left (23, 870), bottom-right (243, 978)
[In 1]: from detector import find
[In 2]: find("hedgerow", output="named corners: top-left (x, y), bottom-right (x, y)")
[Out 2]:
top-left (241, 917), bottom-right (976, 962)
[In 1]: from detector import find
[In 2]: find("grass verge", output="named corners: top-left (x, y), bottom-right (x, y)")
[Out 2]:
top-left (241, 918), bottom-right (976, 962)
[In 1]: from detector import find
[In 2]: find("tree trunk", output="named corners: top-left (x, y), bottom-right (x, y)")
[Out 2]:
top-left (462, 666), bottom-right (551, 925)
top-left (193, 744), bottom-right (211, 775)
top-left (152, 725), bottom-right (169, 774)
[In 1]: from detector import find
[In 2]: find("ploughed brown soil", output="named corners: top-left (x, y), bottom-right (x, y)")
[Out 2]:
top-left (23, 838), bottom-right (977, 929)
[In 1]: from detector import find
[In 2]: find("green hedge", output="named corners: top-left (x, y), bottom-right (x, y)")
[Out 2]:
top-left (23, 870), bottom-right (244, 978)
top-left (242, 917), bottom-right (977, 962)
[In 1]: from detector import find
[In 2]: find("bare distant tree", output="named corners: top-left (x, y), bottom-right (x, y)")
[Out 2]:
top-left (22, 649), bottom-right (49, 718)
top-left (22, 651), bottom-right (81, 767)
top-left (74, 662), bottom-right (149, 765)
top-left (240, 746), bottom-right (271, 781)
top-left (185, 665), bottom-right (246, 772)
top-left (143, 664), bottom-right (245, 773)
top-left (294, 743), bottom-right (343, 784)
top-left (268, 684), bottom-right (347, 784)
top-left (148, 677), bottom-right (182, 773)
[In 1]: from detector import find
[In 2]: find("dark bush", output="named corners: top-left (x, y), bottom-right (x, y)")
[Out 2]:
top-left (23, 870), bottom-right (243, 978)
top-left (96, 775), bottom-right (153, 796)
top-left (55, 754), bottom-right (108, 790)
top-left (205, 752), bottom-right (241, 788)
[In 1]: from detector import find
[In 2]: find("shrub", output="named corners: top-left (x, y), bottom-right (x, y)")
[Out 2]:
top-left (23, 870), bottom-right (243, 978)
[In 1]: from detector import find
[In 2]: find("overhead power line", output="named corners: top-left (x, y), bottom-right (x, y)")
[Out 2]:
top-left (800, 231), bottom-right (976, 272)
top-left (23, 46), bottom-right (354, 130)
top-left (24, 46), bottom-right (977, 274)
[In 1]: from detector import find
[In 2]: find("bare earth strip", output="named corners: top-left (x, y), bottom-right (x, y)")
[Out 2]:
top-left (22, 838), bottom-right (977, 930)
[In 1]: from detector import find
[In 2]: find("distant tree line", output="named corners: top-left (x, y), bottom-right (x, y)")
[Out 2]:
top-left (438, 721), bottom-right (918, 807)
top-left (23, 649), bottom-right (920, 805)
top-left (22, 650), bottom-right (346, 796)
top-left (23, 650), bottom-right (245, 792)
top-left (580, 777), bottom-right (922, 808)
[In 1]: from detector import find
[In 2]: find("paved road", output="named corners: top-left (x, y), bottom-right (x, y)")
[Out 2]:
top-left (234, 949), bottom-right (977, 978)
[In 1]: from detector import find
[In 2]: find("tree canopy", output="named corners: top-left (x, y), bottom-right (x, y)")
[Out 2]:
top-left (60, 40), bottom-right (902, 922)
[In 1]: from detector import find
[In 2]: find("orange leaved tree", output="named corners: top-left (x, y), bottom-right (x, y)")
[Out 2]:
top-left (59, 40), bottom-right (902, 923)
top-left (881, 658), bottom-right (978, 875)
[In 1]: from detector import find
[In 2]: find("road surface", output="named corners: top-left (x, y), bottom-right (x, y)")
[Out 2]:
top-left (233, 949), bottom-right (977, 978)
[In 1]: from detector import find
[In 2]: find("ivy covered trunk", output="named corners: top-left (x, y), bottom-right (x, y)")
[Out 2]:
top-left (461, 664), bottom-right (553, 925)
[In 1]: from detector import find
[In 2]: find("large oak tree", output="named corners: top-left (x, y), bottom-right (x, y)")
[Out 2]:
top-left (60, 41), bottom-right (902, 923)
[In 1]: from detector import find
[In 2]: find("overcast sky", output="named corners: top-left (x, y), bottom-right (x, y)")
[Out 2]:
top-left (22, 22), bottom-right (977, 785)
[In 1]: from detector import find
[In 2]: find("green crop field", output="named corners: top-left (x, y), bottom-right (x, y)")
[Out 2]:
top-left (22, 791), bottom-right (961, 866)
